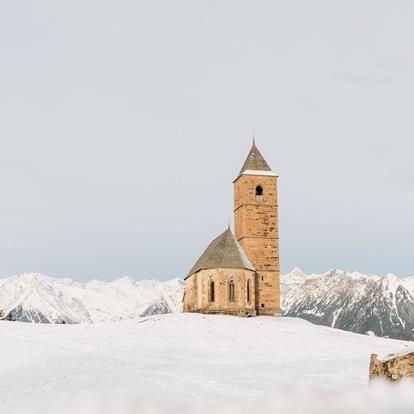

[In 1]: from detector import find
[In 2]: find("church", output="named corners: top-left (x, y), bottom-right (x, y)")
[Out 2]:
top-left (183, 140), bottom-right (281, 316)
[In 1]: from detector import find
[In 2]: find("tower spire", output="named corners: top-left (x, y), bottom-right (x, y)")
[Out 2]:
top-left (237, 139), bottom-right (273, 177)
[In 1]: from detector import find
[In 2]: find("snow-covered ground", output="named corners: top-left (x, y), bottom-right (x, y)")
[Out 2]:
top-left (1, 313), bottom-right (413, 413)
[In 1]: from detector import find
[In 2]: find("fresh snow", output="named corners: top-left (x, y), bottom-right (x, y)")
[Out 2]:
top-left (0, 313), bottom-right (413, 413)
top-left (240, 169), bottom-right (277, 177)
top-left (331, 307), bottom-right (343, 328)
top-left (378, 348), bottom-right (414, 362)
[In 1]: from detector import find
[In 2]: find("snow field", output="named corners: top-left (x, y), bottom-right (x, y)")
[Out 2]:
top-left (0, 313), bottom-right (412, 413)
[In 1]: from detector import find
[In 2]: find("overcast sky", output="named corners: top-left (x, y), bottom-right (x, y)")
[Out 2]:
top-left (1, 1), bottom-right (413, 281)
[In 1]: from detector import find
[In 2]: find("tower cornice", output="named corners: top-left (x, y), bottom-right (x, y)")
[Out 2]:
top-left (233, 171), bottom-right (278, 183)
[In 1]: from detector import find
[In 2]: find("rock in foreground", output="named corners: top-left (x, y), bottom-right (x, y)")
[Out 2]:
top-left (370, 351), bottom-right (414, 381)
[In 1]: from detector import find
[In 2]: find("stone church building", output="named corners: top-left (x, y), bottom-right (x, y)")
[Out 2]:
top-left (183, 141), bottom-right (280, 316)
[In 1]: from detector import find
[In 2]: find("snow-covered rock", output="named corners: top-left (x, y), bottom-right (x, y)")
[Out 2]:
top-left (0, 273), bottom-right (183, 323)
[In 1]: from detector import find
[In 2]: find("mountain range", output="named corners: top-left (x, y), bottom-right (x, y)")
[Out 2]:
top-left (1, 269), bottom-right (414, 340)
top-left (0, 273), bottom-right (183, 324)
top-left (281, 268), bottom-right (414, 341)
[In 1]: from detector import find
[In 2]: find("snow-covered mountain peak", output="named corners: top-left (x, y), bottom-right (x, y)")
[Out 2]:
top-left (290, 266), bottom-right (305, 276)
top-left (325, 268), bottom-right (342, 276)
top-left (282, 268), bottom-right (414, 340)
top-left (9, 272), bottom-right (51, 285)
top-left (110, 276), bottom-right (136, 285)
top-left (0, 273), bottom-right (183, 324)
top-left (383, 273), bottom-right (400, 284)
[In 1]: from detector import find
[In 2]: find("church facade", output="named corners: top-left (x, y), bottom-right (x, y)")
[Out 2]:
top-left (182, 141), bottom-right (281, 316)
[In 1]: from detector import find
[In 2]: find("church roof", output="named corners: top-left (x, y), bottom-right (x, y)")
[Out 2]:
top-left (186, 228), bottom-right (255, 279)
top-left (237, 141), bottom-right (275, 178)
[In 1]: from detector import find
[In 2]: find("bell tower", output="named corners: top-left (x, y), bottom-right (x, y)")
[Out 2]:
top-left (233, 139), bottom-right (281, 316)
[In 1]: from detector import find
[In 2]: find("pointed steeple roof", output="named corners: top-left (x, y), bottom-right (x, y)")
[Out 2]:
top-left (186, 228), bottom-right (255, 278)
top-left (239, 140), bottom-right (273, 176)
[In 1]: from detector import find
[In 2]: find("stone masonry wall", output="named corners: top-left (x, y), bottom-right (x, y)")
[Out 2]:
top-left (183, 268), bottom-right (256, 316)
top-left (234, 175), bottom-right (278, 209)
top-left (234, 174), bottom-right (280, 315)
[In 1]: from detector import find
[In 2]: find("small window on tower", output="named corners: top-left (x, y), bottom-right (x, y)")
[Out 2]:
top-left (255, 185), bottom-right (263, 202)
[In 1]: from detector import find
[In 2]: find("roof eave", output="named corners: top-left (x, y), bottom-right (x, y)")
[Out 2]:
top-left (185, 266), bottom-right (256, 280)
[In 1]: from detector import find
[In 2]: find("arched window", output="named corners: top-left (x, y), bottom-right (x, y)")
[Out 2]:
top-left (255, 185), bottom-right (263, 202)
top-left (209, 281), bottom-right (215, 303)
top-left (247, 280), bottom-right (251, 303)
top-left (229, 281), bottom-right (235, 302)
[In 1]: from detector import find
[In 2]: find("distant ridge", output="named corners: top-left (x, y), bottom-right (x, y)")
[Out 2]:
top-left (282, 268), bottom-right (414, 341)
top-left (0, 273), bottom-right (183, 324)
top-left (1, 269), bottom-right (414, 341)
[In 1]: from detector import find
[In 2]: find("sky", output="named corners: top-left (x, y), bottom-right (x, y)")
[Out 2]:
top-left (1, 1), bottom-right (414, 281)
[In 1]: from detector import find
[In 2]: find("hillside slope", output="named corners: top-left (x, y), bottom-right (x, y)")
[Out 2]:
top-left (0, 313), bottom-right (412, 413)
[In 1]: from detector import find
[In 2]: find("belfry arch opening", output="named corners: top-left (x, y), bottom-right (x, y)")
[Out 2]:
top-left (255, 185), bottom-right (263, 202)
